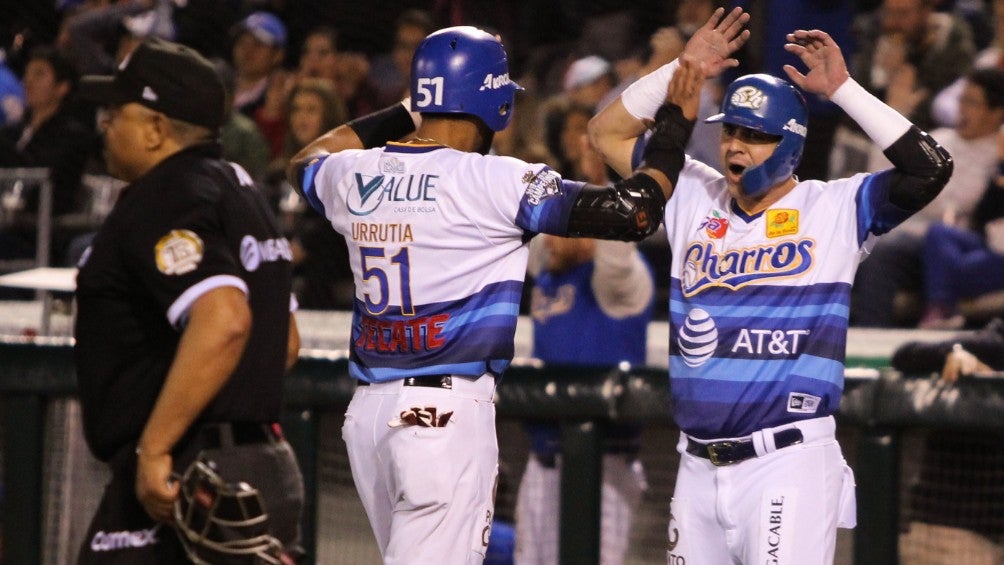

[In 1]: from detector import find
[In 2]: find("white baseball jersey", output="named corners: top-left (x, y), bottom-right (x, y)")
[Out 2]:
top-left (300, 141), bottom-right (585, 383)
top-left (666, 157), bottom-right (910, 439)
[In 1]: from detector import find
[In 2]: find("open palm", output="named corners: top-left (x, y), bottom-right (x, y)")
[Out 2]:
top-left (782, 29), bottom-right (850, 98)
top-left (684, 7), bottom-right (750, 78)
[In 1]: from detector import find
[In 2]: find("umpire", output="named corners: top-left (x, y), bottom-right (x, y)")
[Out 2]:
top-left (74, 38), bottom-right (304, 564)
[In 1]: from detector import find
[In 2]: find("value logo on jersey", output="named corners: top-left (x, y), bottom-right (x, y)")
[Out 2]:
top-left (347, 172), bottom-right (438, 216)
top-left (677, 308), bottom-right (718, 367)
top-left (698, 209), bottom-right (729, 239)
top-left (522, 169), bottom-right (562, 205)
top-left (154, 229), bottom-right (203, 275)
top-left (766, 209), bottom-right (798, 238)
top-left (681, 238), bottom-right (816, 296)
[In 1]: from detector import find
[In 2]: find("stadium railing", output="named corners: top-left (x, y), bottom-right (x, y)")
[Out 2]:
top-left (2, 334), bottom-right (1002, 565)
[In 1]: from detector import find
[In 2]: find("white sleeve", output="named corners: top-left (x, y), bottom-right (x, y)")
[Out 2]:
top-left (592, 240), bottom-right (653, 319)
top-left (620, 59), bottom-right (681, 120)
top-left (830, 78), bottom-right (912, 150)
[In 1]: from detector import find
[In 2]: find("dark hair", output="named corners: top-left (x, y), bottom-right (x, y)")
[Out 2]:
top-left (27, 45), bottom-right (78, 91)
top-left (303, 25), bottom-right (338, 52)
top-left (967, 68), bottom-right (1004, 109)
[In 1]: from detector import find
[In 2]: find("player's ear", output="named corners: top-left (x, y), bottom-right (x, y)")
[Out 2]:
top-left (144, 111), bottom-right (170, 149)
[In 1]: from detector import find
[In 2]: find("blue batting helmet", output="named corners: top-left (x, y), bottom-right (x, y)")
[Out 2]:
top-left (706, 74), bottom-right (808, 196)
top-left (410, 26), bottom-right (522, 132)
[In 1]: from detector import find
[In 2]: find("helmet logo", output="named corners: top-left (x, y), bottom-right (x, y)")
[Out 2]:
top-left (729, 86), bottom-right (766, 110)
top-left (480, 72), bottom-right (511, 91)
top-left (782, 118), bottom-right (807, 137)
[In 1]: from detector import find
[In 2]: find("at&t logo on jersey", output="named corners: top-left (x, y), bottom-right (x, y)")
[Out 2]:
top-left (346, 172), bottom-right (438, 216)
top-left (681, 238), bottom-right (816, 296)
top-left (677, 308), bottom-right (718, 367)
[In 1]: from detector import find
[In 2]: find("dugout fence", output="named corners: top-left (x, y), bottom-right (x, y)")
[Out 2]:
top-left (0, 307), bottom-right (1002, 564)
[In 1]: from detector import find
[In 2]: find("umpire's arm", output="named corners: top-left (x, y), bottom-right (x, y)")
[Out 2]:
top-left (135, 286), bottom-right (252, 522)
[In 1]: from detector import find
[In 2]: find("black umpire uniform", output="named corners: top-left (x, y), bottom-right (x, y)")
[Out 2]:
top-left (73, 39), bottom-right (304, 564)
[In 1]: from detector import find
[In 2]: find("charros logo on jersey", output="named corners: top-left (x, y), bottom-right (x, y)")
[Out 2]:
top-left (681, 238), bottom-right (816, 296)
top-left (347, 170), bottom-right (438, 216)
top-left (240, 235), bottom-right (292, 272)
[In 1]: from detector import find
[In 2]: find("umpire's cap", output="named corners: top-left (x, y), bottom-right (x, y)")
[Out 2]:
top-left (79, 38), bottom-right (226, 130)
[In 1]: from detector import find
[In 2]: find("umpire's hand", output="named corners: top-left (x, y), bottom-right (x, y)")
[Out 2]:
top-left (136, 448), bottom-right (180, 522)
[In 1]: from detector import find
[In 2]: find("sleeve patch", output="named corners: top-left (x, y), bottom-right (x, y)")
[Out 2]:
top-left (522, 169), bottom-right (563, 205)
top-left (155, 229), bottom-right (204, 275)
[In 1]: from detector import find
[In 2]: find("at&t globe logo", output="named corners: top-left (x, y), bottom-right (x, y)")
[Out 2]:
top-left (677, 308), bottom-right (718, 367)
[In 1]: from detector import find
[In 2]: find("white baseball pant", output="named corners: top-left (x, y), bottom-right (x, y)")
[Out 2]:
top-left (514, 452), bottom-right (647, 565)
top-left (342, 375), bottom-right (499, 565)
top-left (667, 416), bottom-right (856, 564)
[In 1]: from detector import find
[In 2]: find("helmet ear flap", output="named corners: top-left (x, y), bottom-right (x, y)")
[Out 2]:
top-left (740, 132), bottom-right (806, 196)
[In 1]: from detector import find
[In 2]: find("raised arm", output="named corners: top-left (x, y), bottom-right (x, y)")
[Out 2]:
top-left (589, 7), bottom-right (750, 178)
top-left (565, 56), bottom-right (704, 240)
top-left (286, 99), bottom-right (421, 194)
top-left (784, 29), bottom-right (952, 214)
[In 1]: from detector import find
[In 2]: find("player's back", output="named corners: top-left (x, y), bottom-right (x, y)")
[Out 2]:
top-left (312, 141), bottom-right (533, 382)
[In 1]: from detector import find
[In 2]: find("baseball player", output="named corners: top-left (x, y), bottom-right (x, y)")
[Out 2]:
top-left (73, 39), bottom-right (303, 564)
top-left (516, 236), bottom-right (653, 565)
top-left (589, 24), bottom-right (953, 564)
top-left (286, 11), bottom-right (749, 563)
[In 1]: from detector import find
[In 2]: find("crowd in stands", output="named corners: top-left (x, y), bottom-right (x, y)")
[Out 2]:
top-left (1, 0), bottom-right (1004, 327)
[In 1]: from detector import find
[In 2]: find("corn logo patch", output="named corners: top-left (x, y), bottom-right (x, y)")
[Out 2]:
top-left (766, 209), bottom-right (798, 238)
top-left (154, 229), bottom-right (203, 275)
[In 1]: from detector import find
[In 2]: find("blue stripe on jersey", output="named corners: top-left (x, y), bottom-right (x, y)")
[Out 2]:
top-left (350, 280), bottom-right (523, 381)
top-left (668, 354), bottom-right (845, 386)
top-left (855, 170), bottom-right (915, 243)
top-left (516, 176), bottom-right (584, 235)
top-left (670, 280), bottom-right (852, 314)
top-left (299, 155), bottom-right (329, 217)
top-left (672, 375), bottom-right (843, 439)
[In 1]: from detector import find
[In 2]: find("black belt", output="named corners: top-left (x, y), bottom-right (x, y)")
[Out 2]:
top-left (357, 375), bottom-right (453, 389)
top-left (686, 428), bottom-right (803, 466)
top-left (197, 422), bottom-right (279, 449)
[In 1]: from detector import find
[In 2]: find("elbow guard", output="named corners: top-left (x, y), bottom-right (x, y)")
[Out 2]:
top-left (565, 173), bottom-right (666, 241)
top-left (884, 126), bottom-right (954, 211)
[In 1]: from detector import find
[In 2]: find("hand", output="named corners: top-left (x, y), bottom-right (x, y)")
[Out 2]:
top-left (941, 344), bottom-right (994, 383)
top-left (885, 64), bottom-right (928, 117)
top-left (782, 29), bottom-right (851, 99)
top-left (136, 448), bottom-right (179, 523)
top-left (666, 55), bottom-right (706, 121)
top-left (682, 7), bottom-right (750, 78)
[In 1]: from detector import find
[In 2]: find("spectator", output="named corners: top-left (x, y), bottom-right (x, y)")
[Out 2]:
top-left (231, 11), bottom-right (286, 128)
top-left (891, 319), bottom-right (1004, 565)
top-left (562, 55), bottom-right (615, 111)
top-left (58, 0), bottom-right (173, 77)
top-left (370, 9), bottom-right (437, 107)
top-left (294, 24), bottom-right (377, 121)
top-left (931, 0), bottom-right (1004, 127)
top-left (265, 78), bottom-right (351, 310)
top-left (0, 47), bottom-right (25, 127)
top-left (852, 68), bottom-right (1004, 327)
top-left (917, 126), bottom-right (1004, 329)
top-left (849, 0), bottom-right (976, 132)
top-left (213, 58), bottom-right (270, 182)
top-left (0, 45), bottom-right (93, 219)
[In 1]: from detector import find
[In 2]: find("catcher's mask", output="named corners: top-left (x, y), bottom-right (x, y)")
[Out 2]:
top-left (173, 457), bottom-right (287, 565)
